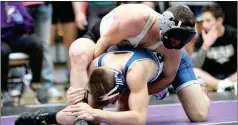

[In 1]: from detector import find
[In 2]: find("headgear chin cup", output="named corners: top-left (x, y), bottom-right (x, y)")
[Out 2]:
top-left (98, 69), bottom-right (125, 101)
top-left (159, 11), bottom-right (196, 49)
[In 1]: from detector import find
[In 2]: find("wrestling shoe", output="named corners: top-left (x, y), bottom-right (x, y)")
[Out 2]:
top-left (154, 88), bottom-right (169, 100)
top-left (74, 120), bottom-right (91, 125)
top-left (15, 109), bottom-right (57, 125)
top-left (217, 79), bottom-right (234, 93)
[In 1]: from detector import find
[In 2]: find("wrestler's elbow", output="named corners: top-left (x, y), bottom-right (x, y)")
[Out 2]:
top-left (188, 97), bottom-right (210, 122)
top-left (135, 116), bottom-right (146, 125)
top-left (162, 75), bottom-right (174, 87)
top-left (167, 76), bottom-right (174, 85)
top-left (133, 111), bottom-right (146, 125)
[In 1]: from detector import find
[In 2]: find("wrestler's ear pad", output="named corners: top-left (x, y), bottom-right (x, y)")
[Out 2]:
top-left (162, 27), bottom-right (196, 49)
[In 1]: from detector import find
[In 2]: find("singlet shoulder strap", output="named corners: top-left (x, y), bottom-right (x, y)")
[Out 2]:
top-left (134, 11), bottom-right (159, 46)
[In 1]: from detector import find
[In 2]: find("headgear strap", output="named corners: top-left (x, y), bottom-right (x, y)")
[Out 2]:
top-left (98, 69), bottom-right (125, 101)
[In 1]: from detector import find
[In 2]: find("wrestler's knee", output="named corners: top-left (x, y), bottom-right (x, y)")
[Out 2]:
top-left (69, 38), bottom-right (95, 67)
top-left (188, 108), bottom-right (209, 122)
top-left (177, 83), bottom-right (211, 122)
top-left (187, 93), bottom-right (210, 122)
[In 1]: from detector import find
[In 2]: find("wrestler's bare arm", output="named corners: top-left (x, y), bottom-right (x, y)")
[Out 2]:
top-left (93, 4), bottom-right (153, 58)
top-left (148, 49), bottom-right (182, 95)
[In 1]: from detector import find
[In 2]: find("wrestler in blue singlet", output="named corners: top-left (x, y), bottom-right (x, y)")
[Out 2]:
top-left (97, 48), bottom-right (199, 93)
top-left (97, 48), bottom-right (164, 84)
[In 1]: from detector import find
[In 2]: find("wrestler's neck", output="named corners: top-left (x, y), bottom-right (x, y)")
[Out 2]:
top-left (139, 19), bottom-right (164, 53)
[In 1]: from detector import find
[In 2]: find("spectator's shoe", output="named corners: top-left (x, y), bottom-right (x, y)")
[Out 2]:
top-left (2, 91), bottom-right (14, 107)
top-left (36, 87), bottom-right (48, 104)
top-left (15, 109), bottom-right (55, 125)
top-left (47, 86), bottom-right (63, 103)
top-left (36, 83), bottom-right (63, 103)
top-left (217, 79), bottom-right (233, 93)
top-left (154, 88), bottom-right (169, 100)
top-left (9, 82), bottom-right (23, 97)
top-left (65, 80), bottom-right (70, 91)
top-left (65, 70), bottom-right (70, 91)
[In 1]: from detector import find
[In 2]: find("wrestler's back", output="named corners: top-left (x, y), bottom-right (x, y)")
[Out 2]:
top-left (89, 51), bottom-right (159, 82)
top-left (112, 4), bottom-right (153, 38)
top-left (101, 4), bottom-right (162, 51)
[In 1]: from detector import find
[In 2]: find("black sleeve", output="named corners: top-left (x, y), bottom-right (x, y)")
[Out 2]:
top-left (226, 25), bottom-right (237, 46)
top-left (230, 27), bottom-right (237, 44)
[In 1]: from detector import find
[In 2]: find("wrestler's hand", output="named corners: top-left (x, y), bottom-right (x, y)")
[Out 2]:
top-left (201, 24), bottom-right (218, 50)
top-left (67, 87), bottom-right (86, 105)
top-left (63, 103), bottom-right (95, 121)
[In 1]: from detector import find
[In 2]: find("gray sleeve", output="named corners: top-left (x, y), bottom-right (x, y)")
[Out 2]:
top-left (191, 49), bottom-right (207, 68)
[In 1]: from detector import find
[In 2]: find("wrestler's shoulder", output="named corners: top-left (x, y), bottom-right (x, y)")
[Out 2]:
top-left (115, 4), bottom-right (152, 20)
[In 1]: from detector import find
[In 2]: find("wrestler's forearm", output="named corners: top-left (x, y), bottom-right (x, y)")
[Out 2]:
top-left (93, 109), bottom-right (143, 125)
top-left (93, 38), bottom-right (109, 59)
top-left (148, 77), bottom-right (171, 95)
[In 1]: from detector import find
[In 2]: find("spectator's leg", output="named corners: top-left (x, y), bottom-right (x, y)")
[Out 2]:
top-left (50, 24), bottom-right (57, 48)
top-left (8, 34), bottom-right (43, 83)
top-left (33, 3), bottom-right (63, 101)
top-left (1, 42), bottom-right (11, 91)
top-left (87, 4), bottom-right (115, 30)
top-left (228, 72), bottom-right (237, 95)
top-left (50, 2), bottom-right (58, 48)
top-left (62, 22), bottom-right (78, 69)
top-left (34, 3), bottom-right (56, 88)
top-left (58, 2), bottom-right (78, 70)
top-left (193, 68), bottom-right (234, 92)
top-left (1, 42), bottom-right (14, 106)
top-left (228, 72), bottom-right (237, 82)
top-left (193, 68), bottom-right (220, 89)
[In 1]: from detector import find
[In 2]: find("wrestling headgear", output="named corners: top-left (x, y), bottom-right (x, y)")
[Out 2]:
top-left (159, 11), bottom-right (196, 49)
top-left (98, 69), bottom-right (125, 101)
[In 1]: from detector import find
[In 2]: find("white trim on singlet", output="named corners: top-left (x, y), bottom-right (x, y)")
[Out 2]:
top-left (97, 51), bottom-right (134, 74)
top-left (97, 50), bottom-right (163, 83)
top-left (146, 41), bottom-right (163, 50)
top-left (175, 79), bottom-right (201, 93)
top-left (126, 58), bottom-right (159, 83)
top-left (146, 49), bottom-right (164, 82)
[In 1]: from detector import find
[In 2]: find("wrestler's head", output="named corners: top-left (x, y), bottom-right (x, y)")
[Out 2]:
top-left (158, 5), bottom-right (196, 49)
top-left (88, 67), bottom-right (125, 106)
